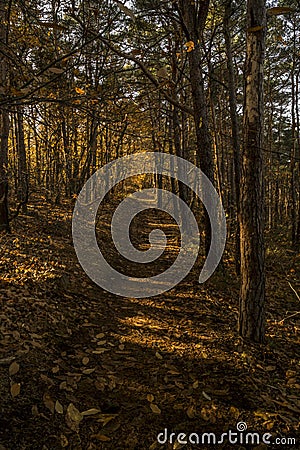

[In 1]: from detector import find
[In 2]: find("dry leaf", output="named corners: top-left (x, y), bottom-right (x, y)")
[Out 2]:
top-left (202, 391), bottom-right (212, 401)
top-left (43, 393), bottom-right (55, 414)
top-left (92, 434), bottom-right (111, 442)
top-left (95, 333), bottom-right (105, 339)
top-left (11, 383), bottom-right (21, 398)
top-left (81, 408), bottom-right (101, 416)
top-left (150, 403), bottom-right (161, 414)
top-left (32, 405), bottom-right (39, 416)
top-left (60, 434), bottom-right (69, 448)
top-left (82, 357), bottom-right (89, 366)
top-left (184, 41), bottom-right (195, 52)
top-left (9, 361), bottom-right (20, 376)
top-left (229, 406), bottom-right (240, 419)
top-left (187, 405), bottom-right (196, 419)
top-left (147, 394), bottom-right (154, 402)
top-left (75, 87), bottom-right (85, 95)
top-left (192, 380), bottom-right (199, 389)
top-left (55, 400), bottom-right (64, 414)
top-left (155, 351), bottom-right (163, 360)
top-left (97, 414), bottom-right (117, 426)
top-left (65, 403), bottom-right (83, 432)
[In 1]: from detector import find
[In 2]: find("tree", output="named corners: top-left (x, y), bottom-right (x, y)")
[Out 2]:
top-left (0, 0), bottom-right (10, 231)
top-left (239, 0), bottom-right (266, 343)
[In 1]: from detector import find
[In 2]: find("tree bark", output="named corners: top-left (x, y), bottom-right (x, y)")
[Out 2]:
top-left (178, 0), bottom-right (215, 255)
top-left (0, 0), bottom-right (10, 231)
top-left (239, 0), bottom-right (266, 343)
top-left (224, 0), bottom-right (242, 274)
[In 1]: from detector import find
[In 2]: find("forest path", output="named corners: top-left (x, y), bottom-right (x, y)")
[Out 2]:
top-left (0, 195), bottom-right (299, 449)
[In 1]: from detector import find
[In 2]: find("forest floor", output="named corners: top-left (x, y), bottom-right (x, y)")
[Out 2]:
top-left (0, 194), bottom-right (299, 450)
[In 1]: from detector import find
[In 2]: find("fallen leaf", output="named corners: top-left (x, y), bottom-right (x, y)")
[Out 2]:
top-left (11, 383), bottom-right (21, 398)
top-left (81, 408), bottom-right (101, 416)
top-left (32, 405), bottom-right (39, 416)
top-left (82, 368), bottom-right (96, 375)
top-left (43, 393), bottom-right (55, 414)
top-left (60, 434), bottom-right (69, 448)
top-left (202, 391), bottom-right (212, 401)
top-left (95, 333), bottom-right (105, 339)
top-left (155, 352), bottom-right (163, 360)
top-left (150, 403), bottom-right (161, 414)
top-left (82, 357), bottom-right (89, 365)
top-left (187, 405), bottom-right (196, 418)
top-left (55, 400), bottom-right (64, 414)
top-left (9, 361), bottom-right (20, 376)
top-left (147, 394), bottom-right (154, 402)
top-left (65, 403), bottom-right (83, 432)
top-left (91, 434), bottom-right (111, 442)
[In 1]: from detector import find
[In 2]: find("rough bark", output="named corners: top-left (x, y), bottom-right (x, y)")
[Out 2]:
top-left (0, 0), bottom-right (10, 231)
top-left (239, 0), bottom-right (266, 343)
top-left (224, 0), bottom-right (242, 274)
top-left (178, 0), bottom-right (215, 255)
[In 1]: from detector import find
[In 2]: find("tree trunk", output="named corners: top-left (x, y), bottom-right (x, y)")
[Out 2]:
top-left (239, 0), bottom-right (266, 343)
top-left (178, 0), bottom-right (215, 255)
top-left (0, 0), bottom-right (10, 231)
top-left (224, 0), bottom-right (242, 274)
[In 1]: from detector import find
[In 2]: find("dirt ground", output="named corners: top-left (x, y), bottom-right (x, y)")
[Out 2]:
top-left (0, 195), bottom-right (299, 449)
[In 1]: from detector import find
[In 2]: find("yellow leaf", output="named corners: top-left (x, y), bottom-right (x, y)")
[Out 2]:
top-left (150, 403), bottom-right (161, 414)
top-left (147, 394), bottom-right (154, 402)
top-left (11, 383), bottom-right (21, 398)
top-left (55, 400), bottom-right (64, 414)
top-left (75, 87), bottom-right (85, 95)
top-left (192, 380), bottom-right (199, 389)
top-left (184, 41), bottom-right (195, 52)
top-left (82, 357), bottom-right (89, 366)
top-left (9, 361), bottom-right (20, 376)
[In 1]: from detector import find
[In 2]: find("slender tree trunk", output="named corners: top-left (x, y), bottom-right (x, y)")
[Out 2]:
top-left (0, 0), bottom-right (10, 231)
top-left (16, 107), bottom-right (28, 213)
top-left (224, 0), bottom-right (242, 274)
top-left (239, 0), bottom-right (266, 343)
top-left (178, 0), bottom-right (215, 255)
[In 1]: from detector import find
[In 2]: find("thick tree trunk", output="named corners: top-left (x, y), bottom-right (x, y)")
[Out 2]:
top-left (239, 0), bottom-right (266, 343)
